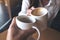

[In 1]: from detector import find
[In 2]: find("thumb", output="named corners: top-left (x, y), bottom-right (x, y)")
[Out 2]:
top-left (30, 6), bottom-right (35, 10)
top-left (9, 17), bottom-right (16, 28)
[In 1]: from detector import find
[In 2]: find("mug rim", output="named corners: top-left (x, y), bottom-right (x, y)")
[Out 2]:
top-left (16, 15), bottom-right (36, 24)
top-left (31, 7), bottom-right (48, 17)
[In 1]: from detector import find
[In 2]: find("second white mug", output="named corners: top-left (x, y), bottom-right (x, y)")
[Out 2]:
top-left (31, 7), bottom-right (48, 31)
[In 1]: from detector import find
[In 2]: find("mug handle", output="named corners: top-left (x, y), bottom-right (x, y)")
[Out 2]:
top-left (32, 26), bottom-right (40, 40)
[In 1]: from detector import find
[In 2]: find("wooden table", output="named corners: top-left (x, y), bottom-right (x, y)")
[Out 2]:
top-left (0, 28), bottom-right (60, 40)
top-left (0, 30), bottom-right (7, 40)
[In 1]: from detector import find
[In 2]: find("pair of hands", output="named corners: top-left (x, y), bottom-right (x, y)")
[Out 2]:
top-left (6, 7), bottom-right (36, 40)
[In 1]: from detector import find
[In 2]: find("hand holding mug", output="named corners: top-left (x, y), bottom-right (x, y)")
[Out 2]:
top-left (6, 17), bottom-right (36, 40)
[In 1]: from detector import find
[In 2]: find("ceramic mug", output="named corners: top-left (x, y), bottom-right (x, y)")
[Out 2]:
top-left (16, 14), bottom-right (40, 40)
top-left (31, 7), bottom-right (48, 31)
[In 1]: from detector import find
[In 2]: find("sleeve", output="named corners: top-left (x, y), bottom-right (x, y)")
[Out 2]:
top-left (18, 0), bottom-right (30, 16)
top-left (45, 0), bottom-right (60, 21)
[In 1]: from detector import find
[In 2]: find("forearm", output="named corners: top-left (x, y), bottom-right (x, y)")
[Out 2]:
top-left (18, 0), bottom-right (30, 16)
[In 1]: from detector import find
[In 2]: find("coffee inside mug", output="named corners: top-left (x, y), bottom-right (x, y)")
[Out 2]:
top-left (17, 15), bottom-right (36, 23)
top-left (31, 7), bottom-right (48, 16)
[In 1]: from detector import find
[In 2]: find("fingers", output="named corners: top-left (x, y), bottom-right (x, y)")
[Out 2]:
top-left (21, 28), bottom-right (36, 38)
top-left (17, 28), bottom-right (36, 40)
top-left (26, 28), bottom-right (36, 34)
top-left (27, 9), bottom-right (32, 16)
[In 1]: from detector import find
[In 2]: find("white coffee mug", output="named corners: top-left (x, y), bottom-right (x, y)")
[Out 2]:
top-left (16, 14), bottom-right (40, 40)
top-left (31, 7), bottom-right (48, 31)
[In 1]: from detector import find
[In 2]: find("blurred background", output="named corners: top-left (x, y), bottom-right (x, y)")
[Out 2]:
top-left (0, 0), bottom-right (60, 40)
